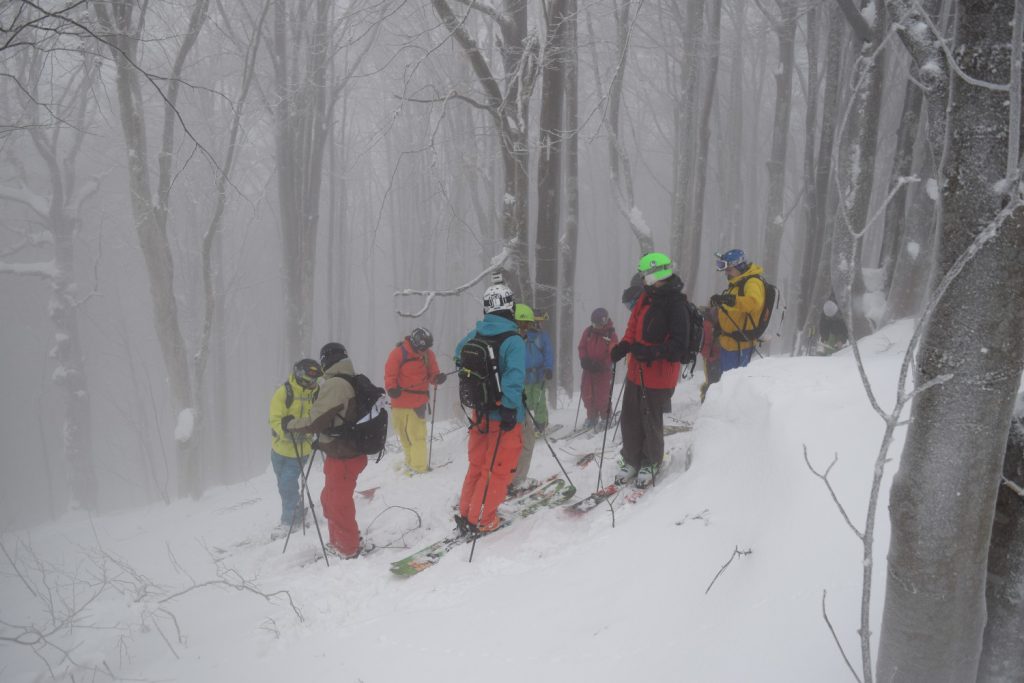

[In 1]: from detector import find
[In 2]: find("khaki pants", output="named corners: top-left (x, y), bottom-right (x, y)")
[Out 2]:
top-left (511, 419), bottom-right (537, 487)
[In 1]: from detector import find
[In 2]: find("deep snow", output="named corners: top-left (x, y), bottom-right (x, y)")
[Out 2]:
top-left (1, 321), bottom-right (919, 682)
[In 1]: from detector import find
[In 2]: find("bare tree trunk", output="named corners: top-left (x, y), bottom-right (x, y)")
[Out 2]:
top-left (762, 0), bottom-right (798, 280)
top-left (557, 0), bottom-right (579, 399)
top-left (878, 1), bottom-right (1024, 678)
top-left (830, 1), bottom-right (887, 341)
top-left (689, 0), bottom-right (722, 290)
top-left (584, 2), bottom-right (652, 255)
top-left (878, 77), bottom-right (923, 294)
top-left (271, 0), bottom-right (332, 359)
top-left (536, 0), bottom-right (569, 406)
top-left (978, 418), bottom-right (1024, 682)
top-left (670, 0), bottom-right (703, 270)
top-left (794, 4), bottom-right (821, 331)
top-left (430, 0), bottom-right (538, 299)
top-left (0, 53), bottom-right (103, 510)
top-left (799, 6), bottom-right (848, 345)
top-left (93, 0), bottom-right (207, 498)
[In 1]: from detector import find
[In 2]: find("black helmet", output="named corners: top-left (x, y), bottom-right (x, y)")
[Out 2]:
top-left (621, 272), bottom-right (644, 307)
top-left (319, 342), bottom-right (348, 371)
top-left (591, 307), bottom-right (610, 326)
top-left (293, 358), bottom-right (323, 389)
top-left (408, 327), bottom-right (433, 352)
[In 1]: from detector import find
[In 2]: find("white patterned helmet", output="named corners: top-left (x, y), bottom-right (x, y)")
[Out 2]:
top-left (482, 284), bottom-right (515, 314)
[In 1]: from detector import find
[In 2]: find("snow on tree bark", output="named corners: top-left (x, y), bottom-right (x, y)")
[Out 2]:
top-left (877, 1), bottom-right (1024, 678)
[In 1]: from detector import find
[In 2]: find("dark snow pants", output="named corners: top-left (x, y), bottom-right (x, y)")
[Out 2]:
top-left (619, 380), bottom-right (673, 470)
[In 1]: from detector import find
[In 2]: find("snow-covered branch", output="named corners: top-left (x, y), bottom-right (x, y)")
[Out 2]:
top-left (1003, 476), bottom-right (1024, 499)
top-left (0, 260), bottom-right (57, 279)
top-left (393, 246), bottom-right (512, 318)
top-left (449, 0), bottom-right (511, 32)
top-left (0, 182), bottom-right (51, 218)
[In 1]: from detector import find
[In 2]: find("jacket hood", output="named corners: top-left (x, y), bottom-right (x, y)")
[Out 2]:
top-left (646, 273), bottom-right (684, 296)
top-left (323, 357), bottom-right (355, 378)
top-left (728, 262), bottom-right (764, 284)
top-left (476, 313), bottom-right (519, 337)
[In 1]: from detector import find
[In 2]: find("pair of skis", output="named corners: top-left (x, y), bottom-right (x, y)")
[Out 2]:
top-left (389, 476), bottom-right (576, 577)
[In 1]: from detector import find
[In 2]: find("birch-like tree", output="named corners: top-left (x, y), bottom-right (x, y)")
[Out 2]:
top-left (0, 48), bottom-right (100, 510)
top-left (877, 0), bottom-right (1024, 678)
top-left (429, 0), bottom-right (539, 300)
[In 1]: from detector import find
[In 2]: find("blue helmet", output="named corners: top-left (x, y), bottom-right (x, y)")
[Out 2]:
top-left (715, 249), bottom-right (746, 272)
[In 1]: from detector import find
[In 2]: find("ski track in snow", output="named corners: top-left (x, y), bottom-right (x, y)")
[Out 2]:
top-left (1, 321), bottom-right (919, 682)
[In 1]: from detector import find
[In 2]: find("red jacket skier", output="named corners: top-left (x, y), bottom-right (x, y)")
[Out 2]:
top-left (578, 307), bottom-right (618, 429)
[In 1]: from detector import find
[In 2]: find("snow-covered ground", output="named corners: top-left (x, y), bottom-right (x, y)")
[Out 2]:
top-left (1, 322), bottom-right (918, 682)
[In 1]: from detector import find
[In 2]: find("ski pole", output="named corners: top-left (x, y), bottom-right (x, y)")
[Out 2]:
top-left (285, 434), bottom-right (330, 565)
top-left (573, 386), bottom-right (582, 432)
top-left (428, 381), bottom-right (438, 470)
top-left (469, 427), bottom-right (504, 563)
top-left (524, 404), bottom-right (576, 492)
top-left (596, 361), bottom-right (618, 489)
top-left (611, 376), bottom-right (626, 442)
top-left (636, 363), bottom-right (659, 488)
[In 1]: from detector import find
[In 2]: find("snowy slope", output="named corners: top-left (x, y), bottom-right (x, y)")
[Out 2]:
top-left (1, 321), bottom-right (917, 683)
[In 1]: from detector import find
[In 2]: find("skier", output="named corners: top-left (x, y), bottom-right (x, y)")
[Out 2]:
top-left (578, 307), bottom-right (618, 431)
top-left (283, 342), bottom-right (368, 558)
top-left (454, 282), bottom-right (526, 533)
top-left (509, 304), bottom-right (540, 495)
top-left (268, 358), bottom-right (322, 537)
top-left (384, 327), bottom-right (444, 474)
top-left (523, 307), bottom-right (554, 433)
top-left (709, 249), bottom-right (766, 372)
top-left (621, 272), bottom-right (644, 311)
top-left (609, 252), bottom-right (691, 488)
top-left (818, 299), bottom-right (849, 354)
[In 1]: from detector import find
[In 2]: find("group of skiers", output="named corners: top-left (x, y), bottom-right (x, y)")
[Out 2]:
top-left (267, 248), bottom-right (770, 556)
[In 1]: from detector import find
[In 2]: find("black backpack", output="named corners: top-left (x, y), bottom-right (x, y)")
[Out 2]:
top-left (457, 331), bottom-right (517, 421)
top-left (682, 301), bottom-right (704, 374)
top-left (324, 373), bottom-right (389, 455)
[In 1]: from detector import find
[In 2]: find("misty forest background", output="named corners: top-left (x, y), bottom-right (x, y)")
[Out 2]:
top-left (2, 0), bottom-right (1024, 677)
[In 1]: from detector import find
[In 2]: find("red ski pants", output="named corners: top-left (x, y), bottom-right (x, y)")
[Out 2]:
top-left (459, 421), bottom-right (522, 527)
top-left (321, 454), bottom-right (367, 556)
top-left (581, 369), bottom-right (613, 420)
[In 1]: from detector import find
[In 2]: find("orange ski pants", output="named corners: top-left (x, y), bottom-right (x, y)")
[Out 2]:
top-left (459, 421), bottom-right (522, 527)
top-left (321, 454), bottom-right (367, 556)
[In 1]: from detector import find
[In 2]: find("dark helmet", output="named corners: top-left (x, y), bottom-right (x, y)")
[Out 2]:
top-left (319, 342), bottom-right (348, 371)
top-left (408, 327), bottom-right (434, 352)
top-left (591, 307), bottom-right (610, 326)
top-left (621, 272), bottom-right (644, 309)
top-left (292, 358), bottom-right (323, 389)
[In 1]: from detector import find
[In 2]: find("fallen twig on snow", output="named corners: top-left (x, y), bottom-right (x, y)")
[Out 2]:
top-left (705, 546), bottom-right (752, 594)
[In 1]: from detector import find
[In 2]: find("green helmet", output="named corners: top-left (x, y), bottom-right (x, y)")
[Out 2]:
top-left (637, 252), bottom-right (673, 285)
top-left (514, 303), bottom-right (535, 322)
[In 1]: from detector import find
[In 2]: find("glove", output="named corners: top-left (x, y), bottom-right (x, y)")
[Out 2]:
top-left (544, 369), bottom-right (553, 381)
top-left (432, 373), bottom-right (447, 386)
top-left (499, 406), bottom-right (517, 432)
top-left (632, 344), bottom-right (657, 362)
top-left (280, 415), bottom-right (294, 432)
top-left (710, 293), bottom-right (736, 308)
top-left (610, 342), bottom-right (631, 363)
top-left (580, 358), bottom-right (596, 372)
top-left (387, 387), bottom-right (402, 399)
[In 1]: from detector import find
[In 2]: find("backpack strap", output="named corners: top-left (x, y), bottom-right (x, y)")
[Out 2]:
top-left (283, 382), bottom-right (294, 409)
top-left (722, 276), bottom-right (763, 343)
